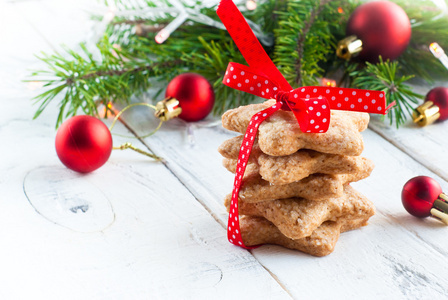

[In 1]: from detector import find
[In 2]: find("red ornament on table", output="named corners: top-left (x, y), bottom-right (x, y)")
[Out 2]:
top-left (55, 115), bottom-right (112, 173)
top-left (426, 87), bottom-right (448, 120)
top-left (337, 1), bottom-right (411, 63)
top-left (413, 87), bottom-right (448, 126)
top-left (55, 73), bottom-right (214, 173)
top-left (402, 176), bottom-right (448, 224)
top-left (165, 73), bottom-right (215, 122)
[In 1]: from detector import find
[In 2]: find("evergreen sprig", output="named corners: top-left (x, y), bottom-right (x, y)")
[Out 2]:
top-left (274, 0), bottom-right (356, 87)
top-left (30, 36), bottom-right (181, 127)
top-left (27, 0), bottom-right (448, 128)
top-left (350, 57), bottom-right (423, 128)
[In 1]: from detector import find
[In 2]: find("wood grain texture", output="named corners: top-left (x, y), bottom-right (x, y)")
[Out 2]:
top-left (369, 114), bottom-right (448, 182)
top-left (368, 82), bottom-right (448, 182)
top-left (0, 103), bottom-right (289, 299)
top-left (132, 112), bottom-right (448, 299)
top-left (0, 1), bottom-right (289, 299)
top-left (4, 0), bottom-right (448, 298)
top-left (252, 130), bottom-right (448, 299)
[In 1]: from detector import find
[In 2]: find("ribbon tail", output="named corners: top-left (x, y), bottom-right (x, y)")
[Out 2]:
top-left (227, 102), bottom-right (282, 249)
top-left (385, 101), bottom-right (396, 113)
top-left (217, 0), bottom-right (292, 91)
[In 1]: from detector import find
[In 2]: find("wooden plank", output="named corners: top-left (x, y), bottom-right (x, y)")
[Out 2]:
top-left (120, 111), bottom-right (237, 225)
top-left (0, 1), bottom-right (54, 99)
top-left (7, 0), bottom-right (448, 297)
top-left (369, 112), bottom-right (448, 182)
top-left (12, 0), bottom-right (99, 51)
top-left (0, 96), bottom-right (289, 298)
top-left (0, 2), bottom-right (52, 61)
top-left (125, 108), bottom-right (448, 298)
top-left (368, 81), bottom-right (448, 182)
top-left (253, 129), bottom-right (448, 299)
top-left (0, 0), bottom-right (289, 290)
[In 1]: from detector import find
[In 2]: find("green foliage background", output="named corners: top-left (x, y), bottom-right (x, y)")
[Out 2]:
top-left (29, 0), bottom-right (448, 128)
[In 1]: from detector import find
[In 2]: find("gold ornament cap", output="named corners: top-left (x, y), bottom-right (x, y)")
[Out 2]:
top-left (431, 193), bottom-right (448, 225)
top-left (412, 101), bottom-right (440, 127)
top-left (336, 35), bottom-right (363, 60)
top-left (154, 97), bottom-right (182, 121)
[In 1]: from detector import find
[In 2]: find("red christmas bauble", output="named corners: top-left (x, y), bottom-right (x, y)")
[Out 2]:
top-left (425, 87), bottom-right (448, 121)
top-left (165, 73), bottom-right (215, 122)
top-left (55, 115), bottom-right (113, 173)
top-left (346, 1), bottom-right (411, 63)
top-left (402, 176), bottom-right (442, 218)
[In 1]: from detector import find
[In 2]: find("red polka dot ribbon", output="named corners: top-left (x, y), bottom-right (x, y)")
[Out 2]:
top-left (217, 0), bottom-right (393, 249)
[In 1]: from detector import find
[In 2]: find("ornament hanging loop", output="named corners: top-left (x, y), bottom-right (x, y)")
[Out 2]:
top-left (109, 102), bottom-right (164, 161)
top-left (109, 102), bottom-right (163, 139)
top-left (113, 143), bottom-right (162, 161)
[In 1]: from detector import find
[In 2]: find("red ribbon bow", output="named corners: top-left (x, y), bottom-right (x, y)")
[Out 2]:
top-left (217, 0), bottom-right (392, 249)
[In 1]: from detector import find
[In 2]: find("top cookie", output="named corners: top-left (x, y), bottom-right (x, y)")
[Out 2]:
top-left (222, 100), bottom-right (370, 156)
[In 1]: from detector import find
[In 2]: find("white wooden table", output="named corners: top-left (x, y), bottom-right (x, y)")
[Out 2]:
top-left (2, 1), bottom-right (448, 299)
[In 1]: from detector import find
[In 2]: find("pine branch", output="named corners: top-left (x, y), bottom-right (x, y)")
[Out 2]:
top-left (350, 57), bottom-right (423, 128)
top-left (28, 0), bottom-right (281, 126)
top-left (294, 0), bottom-right (332, 86)
top-left (28, 0), bottom-right (448, 130)
top-left (69, 59), bottom-right (180, 82)
top-left (243, 0), bottom-right (286, 37)
top-left (274, 0), bottom-right (355, 87)
top-left (29, 36), bottom-right (182, 127)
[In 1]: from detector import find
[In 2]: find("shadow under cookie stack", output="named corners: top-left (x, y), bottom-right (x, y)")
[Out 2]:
top-left (219, 100), bottom-right (376, 256)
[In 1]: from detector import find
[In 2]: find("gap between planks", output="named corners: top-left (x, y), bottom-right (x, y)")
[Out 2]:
top-left (117, 117), bottom-right (227, 228)
top-left (368, 123), bottom-right (448, 183)
top-left (119, 113), bottom-right (448, 297)
top-left (116, 117), bottom-right (294, 297)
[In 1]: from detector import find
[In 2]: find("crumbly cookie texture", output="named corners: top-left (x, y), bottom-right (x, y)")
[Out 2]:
top-left (240, 215), bottom-right (369, 256)
top-left (221, 145), bottom-right (374, 185)
top-left (257, 152), bottom-right (373, 184)
top-left (225, 185), bottom-right (375, 240)
top-left (221, 100), bottom-right (369, 156)
top-left (223, 169), bottom-right (366, 202)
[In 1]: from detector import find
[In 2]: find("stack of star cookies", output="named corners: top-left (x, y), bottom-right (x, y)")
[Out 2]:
top-left (219, 100), bottom-right (375, 256)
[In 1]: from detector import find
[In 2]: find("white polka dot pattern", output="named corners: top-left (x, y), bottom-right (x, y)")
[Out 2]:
top-left (223, 63), bottom-right (387, 116)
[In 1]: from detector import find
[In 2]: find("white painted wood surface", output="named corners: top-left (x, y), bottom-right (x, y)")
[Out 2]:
top-left (2, 0), bottom-right (448, 299)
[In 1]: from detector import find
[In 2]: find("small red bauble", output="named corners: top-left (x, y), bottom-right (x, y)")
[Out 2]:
top-left (413, 87), bottom-right (448, 126)
top-left (425, 87), bottom-right (448, 121)
top-left (346, 1), bottom-right (411, 62)
top-left (165, 73), bottom-right (215, 122)
top-left (402, 176), bottom-right (442, 218)
top-left (55, 115), bottom-right (113, 173)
